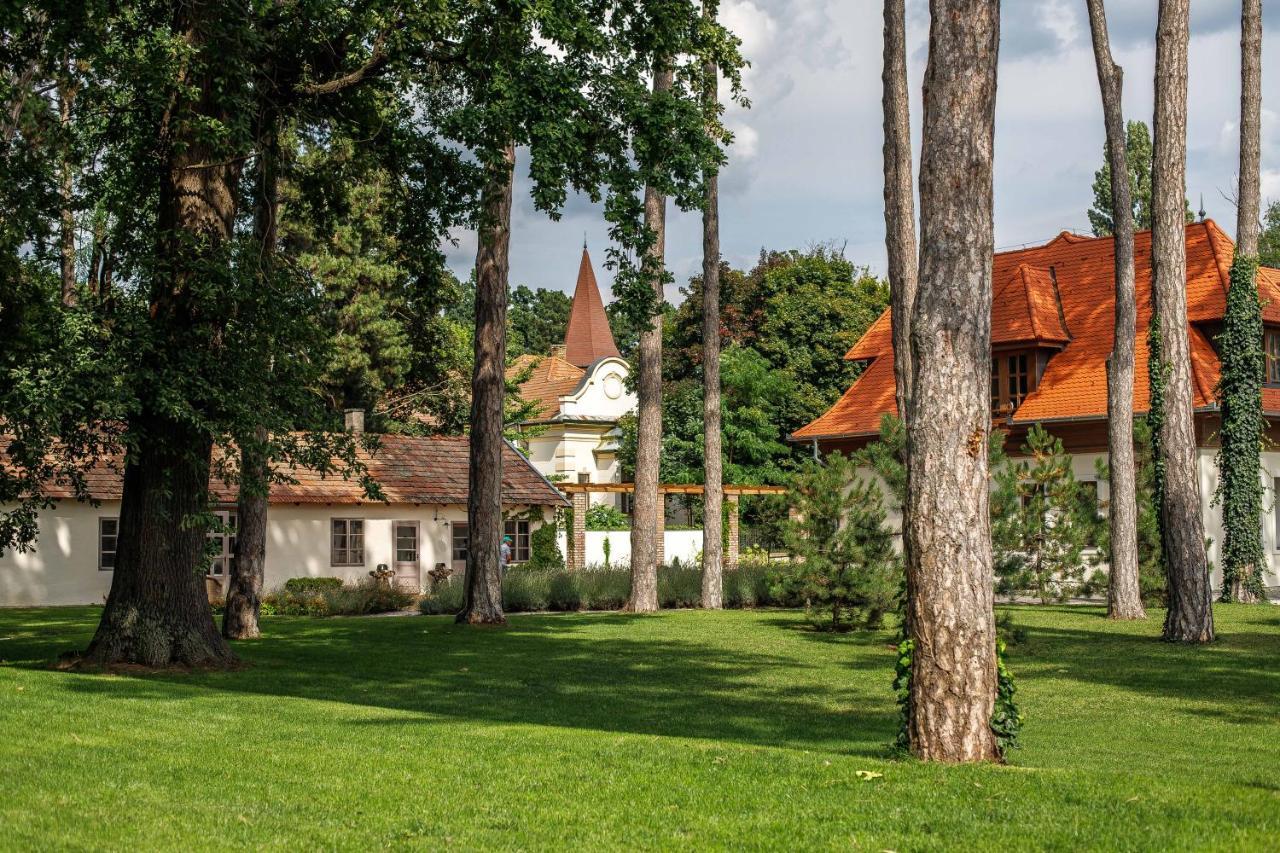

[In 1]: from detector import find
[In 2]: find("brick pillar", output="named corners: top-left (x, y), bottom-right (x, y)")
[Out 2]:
top-left (570, 491), bottom-right (588, 570)
top-left (727, 494), bottom-right (740, 570)
top-left (655, 491), bottom-right (666, 568)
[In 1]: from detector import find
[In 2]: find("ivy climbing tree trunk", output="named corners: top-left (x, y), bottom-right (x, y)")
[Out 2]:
top-left (903, 0), bottom-right (1002, 763)
top-left (701, 11), bottom-right (724, 610)
top-left (81, 0), bottom-right (242, 667)
top-left (1151, 0), bottom-right (1214, 642)
top-left (1217, 0), bottom-right (1265, 605)
top-left (1086, 0), bottom-right (1144, 620)
top-left (458, 142), bottom-right (515, 626)
top-left (882, 0), bottom-right (917, 634)
top-left (628, 64), bottom-right (674, 614)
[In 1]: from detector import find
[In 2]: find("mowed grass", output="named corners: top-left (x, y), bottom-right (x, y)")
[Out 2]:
top-left (0, 605), bottom-right (1277, 851)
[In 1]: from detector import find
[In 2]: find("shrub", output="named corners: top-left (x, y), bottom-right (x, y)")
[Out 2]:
top-left (414, 564), bottom-right (800, 615)
top-left (284, 577), bottom-right (343, 595)
top-left (323, 579), bottom-right (417, 615)
top-left (775, 453), bottom-right (902, 631)
top-left (658, 565), bottom-right (702, 608)
top-left (526, 521), bottom-right (564, 571)
top-left (585, 503), bottom-right (629, 530)
top-left (264, 579), bottom-right (414, 617)
top-left (504, 568), bottom-right (552, 612)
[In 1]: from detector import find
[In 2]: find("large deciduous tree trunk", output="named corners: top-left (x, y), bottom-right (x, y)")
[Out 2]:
top-left (458, 142), bottom-right (515, 626)
top-left (628, 65), bottom-right (674, 614)
top-left (82, 418), bottom-right (232, 666)
top-left (224, 428), bottom-right (268, 640)
top-left (1086, 0), bottom-right (1144, 620)
top-left (882, 0), bottom-right (917, 636)
top-left (1151, 0), bottom-right (1214, 642)
top-left (81, 1), bottom-right (241, 667)
top-left (904, 0), bottom-right (1001, 763)
top-left (701, 18), bottom-right (724, 611)
top-left (224, 121), bottom-right (280, 641)
top-left (1218, 0), bottom-right (1265, 605)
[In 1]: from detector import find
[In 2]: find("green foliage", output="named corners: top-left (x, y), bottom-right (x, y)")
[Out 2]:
top-left (526, 521), bottom-right (564, 572)
top-left (1088, 121), bottom-right (1155, 237)
top-left (1088, 121), bottom-right (1193, 236)
top-left (1215, 254), bottom-right (1267, 600)
top-left (265, 579), bottom-right (415, 617)
top-left (894, 638), bottom-right (1022, 756)
top-left (585, 503), bottom-right (630, 531)
top-left (990, 425), bottom-right (1102, 603)
top-left (1094, 420), bottom-right (1168, 606)
top-left (418, 564), bottom-right (791, 614)
top-left (1258, 200), bottom-right (1280, 269)
top-left (508, 286), bottom-right (572, 358)
top-left (283, 577), bottom-right (344, 595)
top-left (992, 639), bottom-right (1023, 753)
top-left (776, 453), bottom-right (901, 631)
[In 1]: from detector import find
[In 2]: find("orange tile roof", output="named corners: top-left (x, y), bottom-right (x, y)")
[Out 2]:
top-left (21, 435), bottom-right (566, 507)
top-left (563, 247), bottom-right (621, 367)
top-left (795, 220), bottom-right (1277, 440)
top-left (508, 354), bottom-right (586, 422)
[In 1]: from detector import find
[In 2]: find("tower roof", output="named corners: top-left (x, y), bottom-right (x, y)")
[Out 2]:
top-left (563, 247), bottom-right (621, 367)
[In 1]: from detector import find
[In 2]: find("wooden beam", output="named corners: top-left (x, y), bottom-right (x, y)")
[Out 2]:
top-left (556, 483), bottom-right (787, 496)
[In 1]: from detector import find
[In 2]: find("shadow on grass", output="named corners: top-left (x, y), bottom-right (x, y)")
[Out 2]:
top-left (1001, 604), bottom-right (1280, 724)
top-left (1, 608), bottom-right (899, 757)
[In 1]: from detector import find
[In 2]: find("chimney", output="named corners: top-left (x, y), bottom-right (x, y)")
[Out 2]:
top-left (344, 408), bottom-right (365, 434)
top-left (550, 343), bottom-right (568, 360)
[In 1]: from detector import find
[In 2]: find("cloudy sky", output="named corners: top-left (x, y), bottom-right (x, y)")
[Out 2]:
top-left (444, 0), bottom-right (1280, 303)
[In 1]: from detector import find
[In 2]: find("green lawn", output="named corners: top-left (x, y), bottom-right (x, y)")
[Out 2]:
top-left (1, 605), bottom-right (1277, 850)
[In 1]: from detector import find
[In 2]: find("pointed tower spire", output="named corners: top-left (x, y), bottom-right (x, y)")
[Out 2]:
top-left (563, 246), bottom-right (621, 367)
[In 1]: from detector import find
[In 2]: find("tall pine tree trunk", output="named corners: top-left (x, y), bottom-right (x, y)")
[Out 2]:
top-left (628, 65), bottom-right (674, 614)
top-left (700, 17), bottom-right (724, 611)
top-left (1086, 0), bottom-right (1144, 620)
top-left (1219, 0), bottom-right (1264, 604)
top-left (904, 0), bottom-right (1001, 763)
top-left (458, 142), bottom-right (515, 625)
top-left (81, 0), bottom-right (241, 667)
top-left (223, 124), bottom-right (279, 641)
top-left (1152, 0), bottom-right (1214, 642)
top-left (882, 0), bottom-right (917, 632)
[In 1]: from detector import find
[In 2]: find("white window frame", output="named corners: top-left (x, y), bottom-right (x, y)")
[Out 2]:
top-left (207, 510), bottom-right (237, 577)
top-left (331, 518), bottom-right (365, 567)
top-left (504, 519), bottom-right (531, 563)
top-left (98, 517), bottom-right (118, 571)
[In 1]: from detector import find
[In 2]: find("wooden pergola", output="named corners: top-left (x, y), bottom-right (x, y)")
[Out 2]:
top-left (557, 482), bottom-right (788, 570)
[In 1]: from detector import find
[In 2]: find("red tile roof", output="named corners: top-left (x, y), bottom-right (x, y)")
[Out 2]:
top-left (22, 435), bottom-right (566, 507)
top-left (563, 247), bottom-right (621, 367)
top-left (508, 353), bottom-right (586, 423)
top-left (794, 220), bottom-right (1278, 440)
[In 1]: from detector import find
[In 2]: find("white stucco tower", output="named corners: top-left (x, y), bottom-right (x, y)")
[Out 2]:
top-left (509, 247), bottom-right (636, 502)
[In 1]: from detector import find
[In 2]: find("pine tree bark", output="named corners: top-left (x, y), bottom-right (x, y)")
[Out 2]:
top-left (882, 0), bottom-right (917, 635)
top-left (904, 0), bottom-right (1001, 763)
top-left (1237, 0), bottom-right (1262, 259)
top-left (82, 0), bottom-right (241, 667)
top-left (1152, 0), bottom-right (1214, 641)
top-left (1221, 0), bottom-right (1264, 604)
top-left (628, 65), bottom-right (674, 613)
top-left (1086, 0), bottom-right (1144, 620)
top-left (458, 142), bottom-right (515, 625)
top-left (700, 19), bottom-right (724, 611)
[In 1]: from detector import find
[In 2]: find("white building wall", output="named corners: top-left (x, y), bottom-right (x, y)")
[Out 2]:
top-left (0, 501), bottom-right (554, 606)
top-left (555, 529), bottom-right (702, 568)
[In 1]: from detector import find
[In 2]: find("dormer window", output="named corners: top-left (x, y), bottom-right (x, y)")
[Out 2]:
top-left (991, 351), bottom-right (1031, 416)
